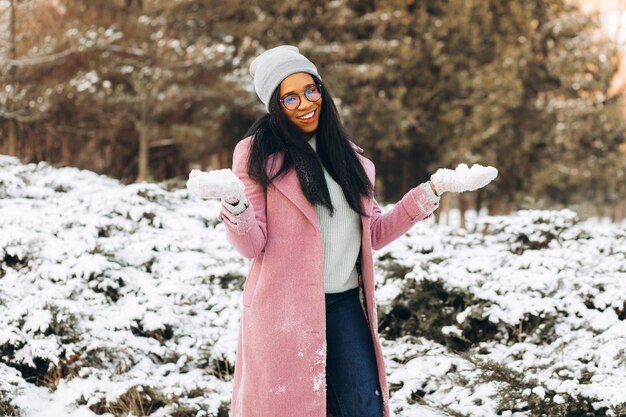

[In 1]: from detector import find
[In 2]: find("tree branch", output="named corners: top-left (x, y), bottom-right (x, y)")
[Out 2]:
top-left (0, 108), bottom-right (46, 122)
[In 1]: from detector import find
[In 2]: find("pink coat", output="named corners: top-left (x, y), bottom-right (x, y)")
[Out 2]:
top-left (219, 135), bottom-right (439, 417)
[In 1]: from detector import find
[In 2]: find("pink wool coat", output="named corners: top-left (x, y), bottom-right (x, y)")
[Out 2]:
top-left (218, 135), bottom-right (439, 417)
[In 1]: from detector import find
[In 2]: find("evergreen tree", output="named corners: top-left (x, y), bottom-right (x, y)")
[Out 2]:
top-left (1, 0), bottom-right (623, 218)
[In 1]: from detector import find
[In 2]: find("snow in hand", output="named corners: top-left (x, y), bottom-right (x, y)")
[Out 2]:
top-left (1, 154), bottom-right (625, 417)
top-left (186, 168), bottom-right (244, 204)
top-left (431, 163), bottom-right (498, 194)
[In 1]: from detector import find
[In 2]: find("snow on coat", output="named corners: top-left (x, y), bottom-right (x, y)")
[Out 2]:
top-left (218, 135), bottom-right (439, 417)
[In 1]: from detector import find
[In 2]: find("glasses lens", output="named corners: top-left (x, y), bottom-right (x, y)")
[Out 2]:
top-left (305, 85), bottom-right (321, 102)
top-left (283, 95), bottom-right (299, 110)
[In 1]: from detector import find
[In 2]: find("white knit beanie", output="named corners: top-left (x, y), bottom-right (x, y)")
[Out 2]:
top-left (249, 45), bottom-right (322, 113)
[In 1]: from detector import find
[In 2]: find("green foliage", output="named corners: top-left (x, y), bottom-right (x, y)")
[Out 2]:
top-left (211, 271), bottom-right (246, 290)
top-left (42, 303), bottom-right (81, 343)
top-left (462, 354), bottom-right (610, 417)
top-left (378, 256), bottom-right (413, 281)
top-left (379, 278), bottom-right (501, 351)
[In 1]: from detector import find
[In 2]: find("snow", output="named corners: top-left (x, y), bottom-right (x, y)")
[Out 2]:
top-left (186, 168), bottom-right (244, 203)
top-left (1, 154), bottom-right (625, 416)
top-left (431, 163), bottom-right (498, 193)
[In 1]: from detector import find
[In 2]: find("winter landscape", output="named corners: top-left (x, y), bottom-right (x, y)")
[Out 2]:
top-left (1, 155), bottom-right (625, 417)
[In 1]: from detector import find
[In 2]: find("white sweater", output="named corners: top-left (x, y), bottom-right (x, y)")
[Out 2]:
top-left (308, 135), bottom-right (362, 293)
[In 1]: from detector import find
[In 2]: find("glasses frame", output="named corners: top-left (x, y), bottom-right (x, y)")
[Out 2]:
top-left (279, 83), bottom-right (323, 110)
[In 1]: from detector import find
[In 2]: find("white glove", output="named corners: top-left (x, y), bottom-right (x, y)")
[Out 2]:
top-left (186, 168), bottom-right (245, 204)
top-left (430, 163), bottom-right (498, 194)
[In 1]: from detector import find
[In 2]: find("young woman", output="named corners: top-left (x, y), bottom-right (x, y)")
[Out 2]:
top-left (187, 45), bottom-right (497, 417)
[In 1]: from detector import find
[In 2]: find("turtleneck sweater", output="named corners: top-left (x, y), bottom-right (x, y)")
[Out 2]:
top-left (221, 134), bottom-right (441, 293)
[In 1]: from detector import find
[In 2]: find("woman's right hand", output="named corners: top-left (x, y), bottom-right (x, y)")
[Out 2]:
top-left (186, 168), bottom-right (245, 204)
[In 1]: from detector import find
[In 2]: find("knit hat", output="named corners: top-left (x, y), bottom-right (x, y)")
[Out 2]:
top-left (249, 45), bottom-right (322, 113)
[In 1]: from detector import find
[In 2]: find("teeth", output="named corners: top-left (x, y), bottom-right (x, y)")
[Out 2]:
top-left (299, 111), bottom-right (314, 120)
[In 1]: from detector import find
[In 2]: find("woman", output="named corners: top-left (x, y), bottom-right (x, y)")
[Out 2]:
top-left (187, 45), bottom-right (497, 417)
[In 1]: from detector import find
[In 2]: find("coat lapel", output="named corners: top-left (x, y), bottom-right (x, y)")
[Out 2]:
top-left (273, 163), bottom-right (320, 232)
top-left (267, 150), bottom-right (320, 232)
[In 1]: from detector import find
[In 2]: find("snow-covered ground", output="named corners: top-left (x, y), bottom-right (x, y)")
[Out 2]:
top-left (1, 155), bottom-right (625, 417)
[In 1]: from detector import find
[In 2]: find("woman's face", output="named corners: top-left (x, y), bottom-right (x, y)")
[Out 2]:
top-left (279, 72), bottom-right (322, 139)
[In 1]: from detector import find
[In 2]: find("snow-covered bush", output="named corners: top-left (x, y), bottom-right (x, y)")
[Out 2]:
top-left (0, 363), bottom-right (24, 416)
top-left (0, 298), bottom-right (82, 391)
top-left (1, 155), bottom-right (624, 417)
top-left (374, 209), bottom-right (626, 416)
top-left (0, 227), bottom-right (34, 278)
top-left (474, 208), bottom-right (588, 254)
top-left (0, 157), bottom-right (241, 416)
top-left (379, 277), bottom-right (502, 351)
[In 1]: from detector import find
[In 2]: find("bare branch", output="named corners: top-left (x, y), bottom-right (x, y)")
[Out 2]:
top-left (5, 40), bottom-right (143, 68)
top-left (6, 45), bottom-right (77, 67)
top-left (0, 108), bottom-right (46, 122)
top-left (104, 96), bottom-right (143, 104)
top-left (100, 44), bottom-right (146, 57)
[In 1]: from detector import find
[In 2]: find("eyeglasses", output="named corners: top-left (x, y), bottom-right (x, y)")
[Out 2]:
top-left (279, 83), bottom-right (322, 110)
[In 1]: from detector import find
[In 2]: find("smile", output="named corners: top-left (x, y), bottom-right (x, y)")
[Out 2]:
top-left (297, 110), bottom-right (316, 120)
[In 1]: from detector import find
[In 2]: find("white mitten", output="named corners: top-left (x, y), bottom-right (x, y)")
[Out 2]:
top-left (186, 168), bottom-right (245, 204)
top-left (431, 163), bottom-right (498, 194)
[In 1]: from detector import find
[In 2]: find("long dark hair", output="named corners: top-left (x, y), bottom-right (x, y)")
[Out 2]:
top-left (243, 73), bottom-right (373, 217)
